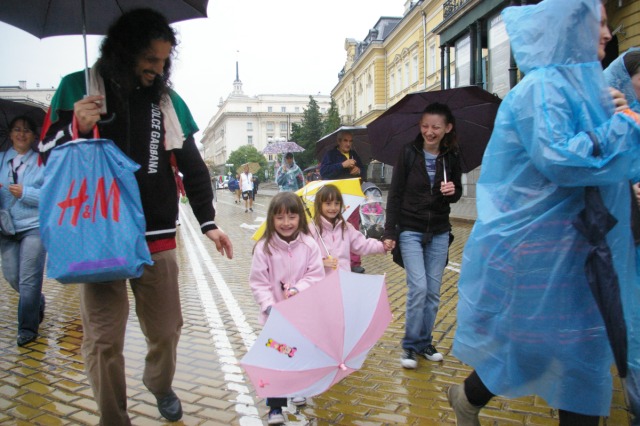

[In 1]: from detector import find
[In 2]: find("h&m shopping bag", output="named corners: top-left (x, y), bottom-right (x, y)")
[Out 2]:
top-left (40, 133), bottom-right (153, 283)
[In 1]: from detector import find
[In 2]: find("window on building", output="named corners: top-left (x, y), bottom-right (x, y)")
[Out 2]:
top-left (246, 106), bottom-right (252, 113)
top-left (390, 72), bottom-right (395, 95)
top-left (429, 43), bottom-right (436, 74)
top-left (266, 122), bottom-right (274, 131)
top-left (405, 62), bottom-right (410, 88)
top-left (280, 122), bottom-right (288, 132)
top-left (247, 122), bottom-right (253, 131)
top-left (295, 107), bottom-right (300, 112)
top-left (488, 13), bottom-right (511, 98)
top-left (268, 106), bottom-right (273, 112)
top-left (281, 106), bottom-right (286, 112)
top-left (455, 35), bottom-right (471, 87)
top-left (366, 74), bottom-right (374, 107)
top-left (412, 54), bottom-right (419, 83)
top-left (247, 135), bottom-right (253, 145)
top-left (397, 66), bottom-right (403, 90)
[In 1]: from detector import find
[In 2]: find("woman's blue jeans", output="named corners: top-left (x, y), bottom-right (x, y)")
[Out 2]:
top-left (399, 230), bottom-right (449, 352)
top-left (0, 228), bottom-right (46, 338)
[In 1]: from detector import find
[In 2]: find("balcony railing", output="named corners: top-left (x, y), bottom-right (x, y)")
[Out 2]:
top-left (443, 0), bottom-right (471, 20)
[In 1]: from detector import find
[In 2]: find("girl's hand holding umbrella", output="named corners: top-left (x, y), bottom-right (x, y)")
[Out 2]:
top-left (280, 282), bottom-right (299, 298)
top-left (323, 256), bottom-right (338, 270)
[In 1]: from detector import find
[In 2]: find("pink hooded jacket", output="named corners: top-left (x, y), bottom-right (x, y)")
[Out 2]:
top-left (310, 216), bottom-right (386, 273)
top-left (249, 232), bottom-right (325, 324)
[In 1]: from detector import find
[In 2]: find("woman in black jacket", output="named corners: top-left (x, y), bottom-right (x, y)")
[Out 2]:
top-left (383, 102), bottom-right (462, 370)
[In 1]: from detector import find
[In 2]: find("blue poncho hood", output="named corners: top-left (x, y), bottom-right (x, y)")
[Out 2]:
top-left (503, 0), bottom-right (601, 72)
top-left (604, 48), bottom-right (640, 113)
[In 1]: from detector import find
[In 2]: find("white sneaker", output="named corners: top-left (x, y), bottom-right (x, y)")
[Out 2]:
top-left (401, 349), bottom-right (418, 369)
top-left (291, 396), bottom-right (306, 406)
top-left (422, 344), bottom-right (444, 362)
top-left (267, 408), bottom-right (285, 425)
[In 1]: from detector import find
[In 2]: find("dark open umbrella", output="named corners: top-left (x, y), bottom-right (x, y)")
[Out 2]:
top-left (367, 86), bottom-right (501, 172)
top-left (573, 186), bottom-right (627, 378)
top-left (0, 1), bottom-right (209, 93)
top-left (0, 98), bottom-right (47, 151)
top-left (316, 126), bottom-right (372, 164)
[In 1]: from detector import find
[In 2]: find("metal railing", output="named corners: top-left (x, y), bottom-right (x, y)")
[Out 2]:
top-left (443, 0), bottom-right (471, 20)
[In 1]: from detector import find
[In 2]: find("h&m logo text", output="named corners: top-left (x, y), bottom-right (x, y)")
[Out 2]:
top-left (57, 177), bottom-right (120, 226)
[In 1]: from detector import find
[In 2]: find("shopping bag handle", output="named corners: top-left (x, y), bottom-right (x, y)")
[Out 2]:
top-left (72, 114), bottom-right (100, 140)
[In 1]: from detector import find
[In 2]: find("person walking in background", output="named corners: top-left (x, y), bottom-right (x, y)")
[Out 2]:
top-left (248, 192), bottom-right (324, 425)
top-left (39, 9), bottom-right (234, 425)
top-left (319, 130), bottom-right (367, 273)
top-left (382, 103), bottom-right (462, 370)
top-left (229, 173), bottom-right (241, 203)
top-left (276, 152), bottom-right (304, 192)
top-left (240, 164), bottom-right (254, 212)
top-left (448, 1), bottom-right (640, 425)
top-left (252, 174), bottom-right (260, 200)
top-left (0, 116), bottom-right (46, 348)
top-left (311, 184), bottom-right (391, 273)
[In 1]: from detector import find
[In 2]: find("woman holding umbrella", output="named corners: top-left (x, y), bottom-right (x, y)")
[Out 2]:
top-left (0, 115), bottom-right (46, 347)
top-left (382, 102), bottom-right (462, 370)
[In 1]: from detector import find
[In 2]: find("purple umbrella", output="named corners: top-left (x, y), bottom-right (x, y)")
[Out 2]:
top-left (367, 86), bottom-right (501, 172)
top-left (262, 141), bottom-right (305, 155)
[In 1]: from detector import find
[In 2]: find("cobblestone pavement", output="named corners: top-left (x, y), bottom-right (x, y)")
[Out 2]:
top-left (0, 187), bottom-right (631, 425)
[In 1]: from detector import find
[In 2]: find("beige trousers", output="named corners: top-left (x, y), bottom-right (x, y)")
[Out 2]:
top-left (80, 250), bottom-right (182, 426)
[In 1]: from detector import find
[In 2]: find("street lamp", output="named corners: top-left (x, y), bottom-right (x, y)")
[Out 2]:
top-left (225, 163), bottom-right (234, 176)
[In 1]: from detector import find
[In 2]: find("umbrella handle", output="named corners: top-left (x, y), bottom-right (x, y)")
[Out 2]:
top-left (442, 157), bottom-right (448, 184)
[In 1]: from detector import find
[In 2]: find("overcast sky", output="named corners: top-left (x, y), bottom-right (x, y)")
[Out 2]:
top-left (0, 0), bottom-right (405, 141)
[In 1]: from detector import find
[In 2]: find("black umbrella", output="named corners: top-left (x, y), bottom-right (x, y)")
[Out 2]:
top-left (0, 99), bottom-right (47, 151)
top-left (0, 0), bottom-right (208, 93)
top-left (367, 86), bottom-right (501, 172)
top-left (573, 186), bottom-right (627, 378)
top-left (316, 126), bottom-right (372, 164)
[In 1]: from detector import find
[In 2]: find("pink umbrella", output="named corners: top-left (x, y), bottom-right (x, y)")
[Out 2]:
top-left (241, 270), bottom-right (391, 398)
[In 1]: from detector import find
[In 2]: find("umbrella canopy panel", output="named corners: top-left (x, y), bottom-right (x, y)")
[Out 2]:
top-left (262, 141), bottom-right (305, 155)
top-left (316, 126), bottom-right (372, 164)
top-left (0, 99), bottom-right (47, 151)
top-left (237, 162), bottom-right (261, 174)
top-left (0, 0), bottom-right (208, 38)
top-left (367, 86), bottom-right (501, 172)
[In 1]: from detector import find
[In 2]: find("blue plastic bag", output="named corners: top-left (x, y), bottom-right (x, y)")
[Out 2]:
top-left (40, 138), bottom-right (153, 283)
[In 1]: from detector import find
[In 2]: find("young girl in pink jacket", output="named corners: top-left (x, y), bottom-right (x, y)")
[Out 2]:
top-left (310, 185), bottom-right (392, 273)
top-left (249, 192), bottom-right (324, 425)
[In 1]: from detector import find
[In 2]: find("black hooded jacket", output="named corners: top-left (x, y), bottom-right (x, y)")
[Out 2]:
top-left (383, 136), bottom-right (462, 240)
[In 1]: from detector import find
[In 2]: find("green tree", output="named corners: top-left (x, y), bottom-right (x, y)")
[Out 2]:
top-left (291, 96), bottom-right (325, 169)
top-left (323, 98), bottom-right (341, 136)
top-left (226, 145), bottom-right (269, 178)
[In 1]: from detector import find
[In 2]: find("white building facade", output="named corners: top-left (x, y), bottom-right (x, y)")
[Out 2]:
top-left (200, 68), bottom-right (331, 166)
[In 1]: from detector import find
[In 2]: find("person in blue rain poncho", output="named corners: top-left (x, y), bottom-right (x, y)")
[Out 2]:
top-left (604, 47), bottom-right (640, 425)
top-left (605, 48), bottom-right (640, 114)
top-left (447, 0), bottom-right (640, 425)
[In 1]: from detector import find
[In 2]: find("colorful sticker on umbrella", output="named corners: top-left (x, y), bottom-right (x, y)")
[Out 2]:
top-left (266, 338), bottom-right (297, 358)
